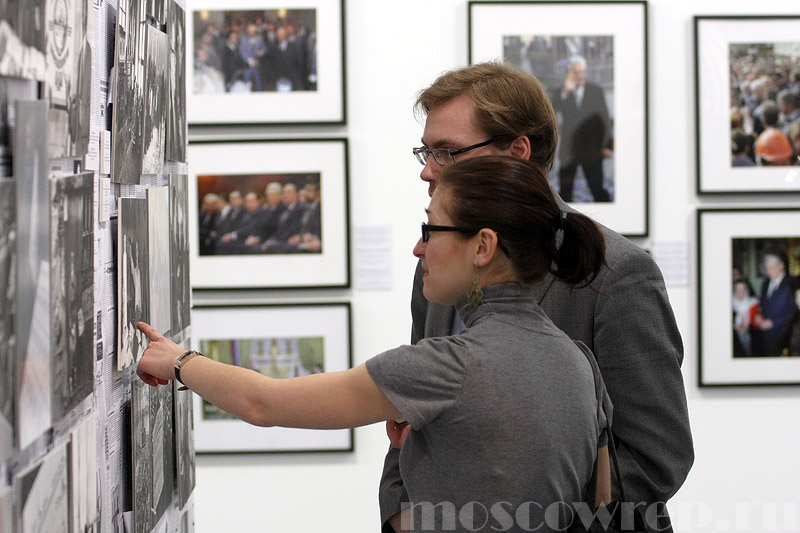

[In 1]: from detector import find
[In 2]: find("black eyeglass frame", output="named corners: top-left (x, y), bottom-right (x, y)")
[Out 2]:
top-left (412, 137), bottom-right (500, 166)
top-left (420, 222), bottom-right (512, 257)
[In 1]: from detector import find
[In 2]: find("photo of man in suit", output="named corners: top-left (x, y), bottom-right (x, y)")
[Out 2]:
top-left (553, 55), bottom-right (612, 202)
top-left (754, 249), bottom-right (797, 356)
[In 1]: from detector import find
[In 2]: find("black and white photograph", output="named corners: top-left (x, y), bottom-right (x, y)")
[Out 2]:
top-left (0, 77), bottom-right (39, 177)
top-left (0, 0), bottom-right (47, 80)
top-left (111, 0), bottom-right (147, 184)
top-left (187, 0), bottom-right (344, 125)
top-left (15, 442), bottom-right (69, 533)
top-left (45, 0), bottom-right (92, 159)
top-left (173, 380), bottom-right (196, 509)
top-left (50, 172), bottom-right (94, 423)
top-left (166, 0), bottom-right (187, 163)
top-left (131, 378), bottom-right (174, 533)
top-left (188, 139), bottom-right (350, 289)
top-left (196, 172), bottom-right (321, 256)
top-left (117, 197), bottom-right (150, 370)
top-left (696, 16), bottom-right (800, 193)
top-left (0, 179), bottom-right (15, 463)
top-left (14, 100), bottom-right (52, 449)
top-left (192, 303), bottom-right (353, 453)
top-left (147, 186), bottom-right (171, 334)
top-left (698, 208), bottom-right (800, 386)
top-left (469, 1), bottom-right (648, 236)
top-left (70, 412), bottom-right (99, 533)
top-left (169, 174), bottom-right (191, 336)
top-left (142, 24), bottom-right (169, 175)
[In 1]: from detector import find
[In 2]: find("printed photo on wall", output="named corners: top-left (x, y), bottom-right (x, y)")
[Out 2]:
top-left (698, 208), bottom-right (800, 386)
top-left (469, 1), bottom-right (648, 236)
top-left (187, 0), bottom-right (344, 124)
top-left (188, 139), bottom-right (349, 289)
top-left (696, 16), bottom-right (800, 194)
top-left (191, 304), bottom-right (353, 453)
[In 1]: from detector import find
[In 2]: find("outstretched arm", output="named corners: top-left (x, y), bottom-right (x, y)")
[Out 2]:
top-left (135, 321), bottom-right (402, 429)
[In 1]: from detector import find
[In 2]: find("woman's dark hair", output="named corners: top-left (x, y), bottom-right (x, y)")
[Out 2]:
top-left (437, 155), bottom-right (606, 286)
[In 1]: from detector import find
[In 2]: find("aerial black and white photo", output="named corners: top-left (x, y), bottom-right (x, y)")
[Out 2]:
top-left (174, 380), bottom-right (195, 509)
top-left (0, 179), bottom-right (15, 463)
top-left (111, 0), bottom-right (147, 184)
top-left (13, 100), bottom-right (52, 449)
top-left (141, 24), bottom-right (169, 175)
top-left (147, 186), bottom-right (171, 334)
top-left (166, 1), bottom-right (186, 163)
top-left (131, 378), bottom-right (174, 533)
top-left (169, 174), bottom-right (190, 336)
top-left (16, 442), bottom-right (69, 533)
top-left (117, 197), bottom-right (150, 370)
top-left (50, 172), bottom-right (94, 423)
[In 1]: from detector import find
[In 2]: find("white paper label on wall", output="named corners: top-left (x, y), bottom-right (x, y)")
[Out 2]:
top-left (354, 224), bottom-right (392, 290)
top-left (652, 241), bottom-right (689, 287)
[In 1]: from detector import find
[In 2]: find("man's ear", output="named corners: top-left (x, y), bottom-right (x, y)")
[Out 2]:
top-left (509, 135), bottom-right (531, 160)
top-left (474, 228), bottom-right (499, 269)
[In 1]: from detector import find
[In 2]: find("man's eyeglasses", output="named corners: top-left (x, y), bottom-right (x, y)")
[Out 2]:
top-left (420, 222), bottom-right (512, 257)
top-left (412, 137), bottom-right (499, 166)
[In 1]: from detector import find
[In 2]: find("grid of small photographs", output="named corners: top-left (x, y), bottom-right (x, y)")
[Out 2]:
top-left (695, 16), bottom-right (800, 387)
top-left (0, 0), bottom-right (195, 530)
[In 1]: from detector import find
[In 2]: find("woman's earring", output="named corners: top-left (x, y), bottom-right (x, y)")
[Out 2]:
top-left (468, 273), bottom-right (483, 311)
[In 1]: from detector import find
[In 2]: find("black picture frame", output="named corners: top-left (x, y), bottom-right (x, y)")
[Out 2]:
top-left (695, 15), bottom-right (800, 194)
top-left (187, 0), bottom-right (346, 126)
top-left (468, 0), bottom-right (649, 237)
top-left (697, 207), bottom-right (800, 387)
top-left (191, 303), bottom-right (354, 453)
top-left (188, 138), bottom-right (350, 290)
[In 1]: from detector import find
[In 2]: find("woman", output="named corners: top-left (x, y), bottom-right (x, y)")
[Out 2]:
top-left (137, 156), bottom-right (611, 531)
top-left (732, 277), bottom-right (759, 357)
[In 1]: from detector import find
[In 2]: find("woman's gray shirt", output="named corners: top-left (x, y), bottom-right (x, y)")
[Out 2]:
top-left (366, 283), bottom-right (611, 530)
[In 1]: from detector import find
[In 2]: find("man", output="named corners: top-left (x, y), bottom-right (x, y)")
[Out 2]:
top-left (753, 250), bottom-right (796, 356)
top-left (381, 62), bottom-right (693, 532)
top-left (239, 23), bottom-right (266, 91)
top-left (552, 55), bottom-right (612, 202)
top-left (261, 182), bottom-right (304, 251)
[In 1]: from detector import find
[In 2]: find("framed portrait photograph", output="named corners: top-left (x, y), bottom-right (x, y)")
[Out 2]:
top-left (191, 303), bottom-right (353, 453)
top-left (187, 0), bottom-right (345, 125)
top-left (697, 208), bottom-right (800, 387)
top-left (469, 1), bottom-right (649, 237)
top-left (695, 16), bottom-right (800, 194)
top-left (188, 138), bottom-right (350, 290)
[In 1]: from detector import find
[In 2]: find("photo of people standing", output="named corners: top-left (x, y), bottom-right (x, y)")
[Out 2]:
top-left (732, 237), bottom-right (800, 357)
top-left (504, 35), bottom-right (614, 203)
top-left (193, 8), bottom-right (316, 94)
top-left (197, 173), bottom-right (322, 256)
top-left (729, 42), bottom-right (800, 167)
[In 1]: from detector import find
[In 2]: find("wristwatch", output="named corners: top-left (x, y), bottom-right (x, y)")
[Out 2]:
top-left (175, 350), bottom-right (202, 389)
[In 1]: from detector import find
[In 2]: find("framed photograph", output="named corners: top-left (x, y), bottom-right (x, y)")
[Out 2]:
top-left (191, 303), bottom-right (353, 453)
top-left (695, 16), bottom-right (800, 194)
top-left (469, 1), bottom-right (649, 236)
top-left (187, 0), bottom-right (345, 125)
top-left (188, 138), bottom-right (350, 290)
top-left (697, 208), bottom-right (800, 387)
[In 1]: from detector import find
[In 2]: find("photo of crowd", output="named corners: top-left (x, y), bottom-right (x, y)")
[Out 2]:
top-left (732, 237), bottom-right (800, 358)
top-left (193, 8), bottom-right (316, 94)
top-left (504, 34), bottom-right (614, 203)
top-left (729, 42), bottom-right (800, 167)
top-left (197, 172), bottom-right (322, 256)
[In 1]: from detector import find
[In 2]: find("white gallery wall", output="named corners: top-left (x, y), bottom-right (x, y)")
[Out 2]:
top-left (191, 0), bottom-right (800, 531)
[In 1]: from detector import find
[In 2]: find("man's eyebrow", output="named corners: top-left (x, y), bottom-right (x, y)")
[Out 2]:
top-left (420, 137), bottom-right (459, 148)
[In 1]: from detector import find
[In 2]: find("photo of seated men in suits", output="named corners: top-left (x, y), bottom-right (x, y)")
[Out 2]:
top-left (197, 173), bottom-right (321, 256)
